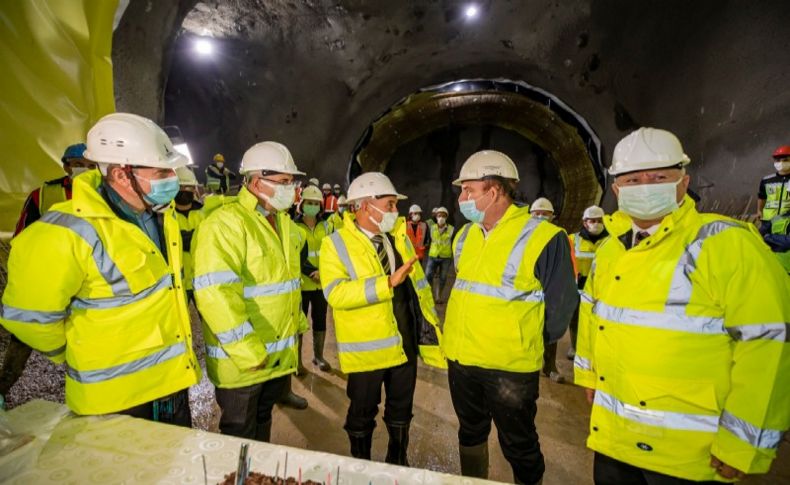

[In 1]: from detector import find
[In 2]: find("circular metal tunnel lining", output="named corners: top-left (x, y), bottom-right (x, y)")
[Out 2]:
top-left (349, 79), bottom-right (605, 229)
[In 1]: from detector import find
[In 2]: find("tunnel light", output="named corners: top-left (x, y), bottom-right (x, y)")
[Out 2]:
top-left (194, 38), bottom-right (214, 56)
top-left (464, 4), bottom-right (479, 20)
top-left (174, 143), bottom-right (194, 165)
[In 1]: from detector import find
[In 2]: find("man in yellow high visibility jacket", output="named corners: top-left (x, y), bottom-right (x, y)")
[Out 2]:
top-left (566, 205), bottom-right (608, 360)
top-left (192, 141), bottom-right (307, 440)
top-left (1, 143), bottom-right (98, 400)
top-left (575, 127), bottom-right (790, 484)
top-left (173, 166), bottom-right (206, 305)
top-left (0, 113), bottom-right (201, 423)
top-left (319, 172), bottom-right (445, 465)
top-left (444, 150), bottom-right (578, 485)
top-left (424, 206), bottom-right (454, 303)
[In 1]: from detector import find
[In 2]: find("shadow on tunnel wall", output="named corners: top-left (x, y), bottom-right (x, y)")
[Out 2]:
top-left (348, 79), bottom-right (606, 230)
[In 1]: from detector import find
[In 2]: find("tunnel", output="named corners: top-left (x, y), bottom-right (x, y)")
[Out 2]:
top-left (1, 1), bottom-right (790, 484)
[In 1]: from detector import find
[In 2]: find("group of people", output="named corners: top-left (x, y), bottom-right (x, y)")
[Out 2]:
top-left (0, 113), bottom-right (788, 485)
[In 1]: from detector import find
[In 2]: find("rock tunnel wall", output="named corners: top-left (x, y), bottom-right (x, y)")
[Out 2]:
top-left (113, 0), bottom-right (790, 226)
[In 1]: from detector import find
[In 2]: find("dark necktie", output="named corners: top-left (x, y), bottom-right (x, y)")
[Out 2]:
top-left (634, 231), bottom-right (651, 246)
top-left (371, 234), bottom-right (391, 274)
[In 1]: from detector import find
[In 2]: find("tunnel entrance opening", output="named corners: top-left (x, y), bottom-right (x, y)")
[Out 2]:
top-left (348, 79), bottom-right (605, 229)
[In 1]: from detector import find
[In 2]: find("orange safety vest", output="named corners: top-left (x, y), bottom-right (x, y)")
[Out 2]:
top-left (324, 194), bottom-right (339, 213)
top-left (406, 221), bottom-right (429, 260)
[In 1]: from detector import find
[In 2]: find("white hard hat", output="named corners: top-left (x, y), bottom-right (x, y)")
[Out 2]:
top-left (309, 177), bottom-right (320, 186)
top-left (431, 207), bottom-right (439, 213)
top-left (409, 204), bottom-right (422, 213)
top-left (333, 184), bottom-right (341, 189)
top-left (337, 195), bottom-right (347, 206)
top-left (322, 183), bottom-right (332, 190)
top-left (609, 127), bottom-right (690, 176)
top-left (301, 185), bottom-right (324, 203)
top-left (453, 150), bottom-right (520, 186)
top-left (435, 206), bottom-right (449, 215)
top-left (239, 141), bottom-right (304, 175)
top-left (346, 172), bottom-right (407, 203)
top-left (176, 166), bottom-right (199, 187)
top-left (530, 197), bottom-right (555, 213)
top-left (84, 113), bottom-right (187, 169)
top-left (582, 205), bottom-right (605, 219)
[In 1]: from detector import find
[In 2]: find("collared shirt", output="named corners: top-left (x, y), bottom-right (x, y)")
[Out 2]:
top-left (631, 223), bottom-right (660, 247)
top-left (100, 183), bottom-right (163, 253)
top-left (357, 224), bottom-right (396, 275)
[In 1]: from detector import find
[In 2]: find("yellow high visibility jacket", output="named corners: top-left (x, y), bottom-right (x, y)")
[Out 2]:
top-left (570, 232), bottom-right (606, 278)
top-left (296, 218), bottom-right (332, 291)
top-left (574, 196), bottom-right (790, 480)
top-left (176, 206), bottom-right (205, 291)
top-left (39, 177), bottom-right (68, 213)
top-left (428, 223), bottom-right (455, 258)
top-left (0, 171), bottom-right (200, 415)
top-left (443, 204), bottom-right (564, 372)
top-left (192, 187), bottom-right (305, 388)
top-left (319, 212), bottom-right (446, 373)
top-left (327, 211), bottom-right (343, 231)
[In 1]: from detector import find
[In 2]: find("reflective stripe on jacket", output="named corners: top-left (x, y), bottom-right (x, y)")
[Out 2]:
top-left (296, 219), bottom-right (331, 291)
top-left (575, 195), bottom-right (790, 480)
top-left (443, 205), bottom-right (563, 372)
top-left (0, 170), bottom-right (200, 415)
top-left (193, 187), bottom-right (303, 388)
top-left (319, 212), bottom-right (446, 373)
top-left (570, 232), bottom-right (605, 278)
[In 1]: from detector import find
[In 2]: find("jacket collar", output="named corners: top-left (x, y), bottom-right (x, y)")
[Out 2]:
top-left (71, 170), bottom-right (132, 219)
top-left (604, 194), bottom-right (698, 247)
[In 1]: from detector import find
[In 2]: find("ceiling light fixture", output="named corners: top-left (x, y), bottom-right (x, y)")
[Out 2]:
top-left (464, 4), bottom-right (479, 20)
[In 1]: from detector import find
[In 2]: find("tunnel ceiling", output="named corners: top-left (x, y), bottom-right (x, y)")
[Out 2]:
top-left (114, 0), bottom-right (790, 219)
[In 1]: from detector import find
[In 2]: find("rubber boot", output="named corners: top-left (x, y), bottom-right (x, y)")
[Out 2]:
top-left (254, 418), bottom-right (272, 442)
top-left (296, 335), bottom-right (307, 376)
top-left (311, 331), bottom-right (331, 371)
top-left (384, 421), bottom-right (410, 466)
top-left (459, 442), bottom-right (489, 478)
top-left (277, 376), bottom-right (308, 410)
top-left (347, 430), bottom-right (373, 460)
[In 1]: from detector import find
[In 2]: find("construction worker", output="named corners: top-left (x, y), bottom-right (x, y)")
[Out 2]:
top-left (322, 182), bottom-right (339, 218)
top-left (757, 145), bottom-right (790, 272)
top-left (1, 143), bottom-right (98, 399)
top-left (205, 153), bottom-right (235, 194)
top-left (424, 207), bottom-right (454, 303)
top-left (193, 141), bottom-right (308, 439)
top-left (295, 185), bottom-right (332, 371)
top-left (333, 183), bottom-right (343, 197)
top-left (575, 127), bottom-right (790, 484)
top-left (319, 172), bottom-right (445, 465)
top-left (566, 205), bottom-right (607, 360)
top-left (445, 150), bottom-right (577, 485)
top-left (307, 177), bottom-right (320, 188)
top-left (528, 197), bottom-right (567, 384)
top-left (0, 113), bottom-right (201, 423)
top-left (406, 204), bottom-right (431, 263)
top-left (174, 166), bottom-right (206, 306)
top-left (327, 194), bottom-right (347, 230)
top-left (529, 197), bottom-right (555, 220)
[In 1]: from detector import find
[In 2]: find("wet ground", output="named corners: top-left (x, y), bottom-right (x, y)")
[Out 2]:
top-left (1, 301), bottom-right (788, 484)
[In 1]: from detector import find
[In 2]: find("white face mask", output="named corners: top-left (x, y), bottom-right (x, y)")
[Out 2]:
top-left (369, 203), bottom-right (398, 233)
top-left (70, 166), bottom-right (91, 178)
top-left (437, 216), bottom-right (447, 225)
top-left (774, 161), bottom-right (790, 173)
top-left (585, 222), bottom-right (604, 235)
top-left (617, 180), bottom-right (681, 220)
top-left (258, 179), bottom-right (296, 212)
top-left (411, 214), bottom-right (421, 222)
top-left (216, 162), bottom-right (224, 169)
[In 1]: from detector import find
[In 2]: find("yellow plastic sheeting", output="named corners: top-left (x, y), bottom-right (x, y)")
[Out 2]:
top-left (0, 1), bottom-right (117, 235)
top-left (1, 400), bottom-right (502, 484)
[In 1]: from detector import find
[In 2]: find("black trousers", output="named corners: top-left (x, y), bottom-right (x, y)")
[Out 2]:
top-left (301, 289), bottom-right (328, 332)
top-left (594, 453), bottom-right (720, 485)
top-left (215, 376), bottom-right (288, 439)
top-left (117, 388), bottom-right (192, 428)
top-left (345, 360), bottom-right (417, 434)
top-left (448, 360), bottom-right (544, 485)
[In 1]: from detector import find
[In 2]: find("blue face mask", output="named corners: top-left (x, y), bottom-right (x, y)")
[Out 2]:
top-left (139, 175), bottom-right (180, 206)
top-left (459, 190), bottom-right (493, 223)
